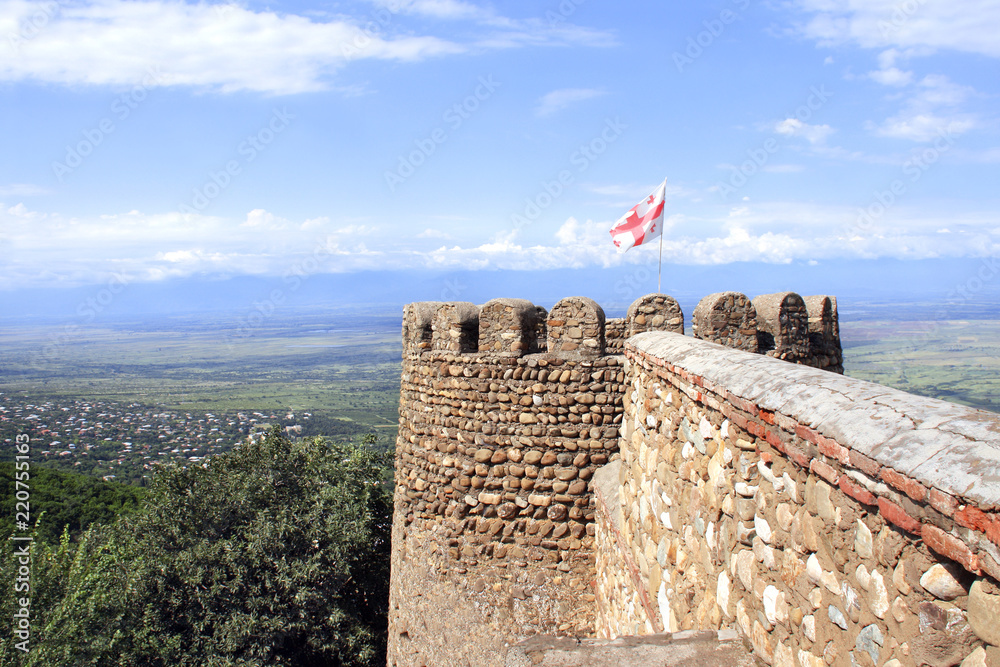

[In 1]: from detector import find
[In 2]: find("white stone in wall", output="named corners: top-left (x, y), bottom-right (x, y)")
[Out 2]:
top-left (806, 554), bottom-right (822, 584)
top-left (736, 599), bottom-right (751, 637)
top-left (755, 515), bottom-right (773, 544)
top-left (856, 564), bottom-right (871, 590)
top-left (758, 461), bottom-right (777, 484)
top-left (717, 571), bottom-right (731, 618)
top-left (658, 582), bottom-right (675, 633)
top-left (764, 585), bottom-right (787, 625)
top-left (736, 482), bottom-right (757, 497)
top-left (682, 442), bottom-right (696, 460)
top-left (802, 614), bottom-right (816, 642)
top-left (759, 541), bottom-right (776, 570)
top-left (773, 640), bottom-right (795, 667)
top-left (776, 504), bottom-right (794, 531)
top-left (736, 550), bottom-right (756, 591)
top-left (870, 569), bottom-right (889, 619)
top-left (798, 649), bottom-right (824, 667)
top-left (808, 588), bottom-right (822, 610)
top-left (722, 419), bottom-right (730, 439)
top-left (783, 473), bottom-right (799, 502)
top-left (893, 560), bottom-right (912, 595)
top-left (709, 451), bottom-right (724, 488)
top-left (700, 415), bottom-right (713, 439)
top-left (921, 564), bottom-right (968, 600)
top-left (855, 519), bottom-right (873, 559)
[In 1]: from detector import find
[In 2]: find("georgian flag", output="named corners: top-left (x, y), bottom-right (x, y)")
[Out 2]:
top-left (609, 179), bottom-right (667, 253)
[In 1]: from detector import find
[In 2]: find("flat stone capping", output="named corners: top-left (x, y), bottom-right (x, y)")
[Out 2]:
top-left (505, 630), bottom-right (754, 667)
top-left (628, 330), bottom-right (1000, 511)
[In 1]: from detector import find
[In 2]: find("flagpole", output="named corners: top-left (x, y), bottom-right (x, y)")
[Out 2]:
top-left (657, 176), bottom-right (665, 294)
top-left (657, 228), bottom-right (663, 294)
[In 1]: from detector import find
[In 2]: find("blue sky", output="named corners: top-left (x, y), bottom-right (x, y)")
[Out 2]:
top-left (1, 0), bottom-right (999, 291)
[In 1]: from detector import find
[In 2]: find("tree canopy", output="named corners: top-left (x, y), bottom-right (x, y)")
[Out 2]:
top-left (1, 427), bottom-right (393, 667)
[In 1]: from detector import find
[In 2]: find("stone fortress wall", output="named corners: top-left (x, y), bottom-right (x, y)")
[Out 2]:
top-left (597, 327), bottom-right (1000, 667)
top-left (387, 290), bottom-right (844, 667)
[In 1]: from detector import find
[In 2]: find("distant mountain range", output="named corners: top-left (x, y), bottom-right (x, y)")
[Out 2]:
top-left (2, 258), bottom-right (998, 323)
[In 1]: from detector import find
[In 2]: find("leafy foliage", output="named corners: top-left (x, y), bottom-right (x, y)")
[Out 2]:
top-left (0, 463), bottom-right (145, 543)
top-left (1, 427), bottom-right (393, 666)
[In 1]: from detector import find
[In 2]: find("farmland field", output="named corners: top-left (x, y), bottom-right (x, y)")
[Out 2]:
top-left (841, 319), bottom-right (1000, 413)
top-left (2, 307), bottom-right (998, 468)
top-left (0, 309), bottom-right (404, 439)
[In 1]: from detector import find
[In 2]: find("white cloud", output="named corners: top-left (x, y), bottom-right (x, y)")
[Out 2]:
top-left (869, 74), bottom-right (978, 141)
top-left (774, 118), bottom-right (834, 144)
top-left (790, 0), bottom-right (1000, 58)
top-left (535, 88), bottom-right (606, 117)
top-left (873, 113), bottom-right (975, 141)
top-left (0, 0), bottom-right (611, 94)
top-left (583, 182), bottom-right (695, 207)
top-left (242, 209), bottom-right (286, 228)
top-left (555, 217), bottom-right (581, 245)
top-left (417, 228), bottom-right (453, 239)
top-left (0, 183), bottom-right (49, 197)
top-left (762, 164), bottom-right (805, 173)
top-left (375, 0), bottom-right (488, 20)
top-left (3, 201), bottom-right (999, 288)
top-left (869, 66), bottom-right (913, 86)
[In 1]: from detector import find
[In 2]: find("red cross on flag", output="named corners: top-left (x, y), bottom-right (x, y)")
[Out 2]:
top-left (609, 179), bottom-right (667, 253)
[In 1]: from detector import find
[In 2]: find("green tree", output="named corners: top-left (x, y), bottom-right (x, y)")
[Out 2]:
top-left (0, 463), bottom-right (145, 543)
top-left (2, 427), bottom-right (392, 666)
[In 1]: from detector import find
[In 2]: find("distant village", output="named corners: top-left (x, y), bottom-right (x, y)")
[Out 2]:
top-left (0, 393), bottom-right (311, 485)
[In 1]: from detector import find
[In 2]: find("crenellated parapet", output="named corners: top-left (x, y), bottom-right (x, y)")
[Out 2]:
top-left (752, 291), bottom-right (812, 363)
top-left (626, 293), bottom-right (684, 337)
top-left (389, 290), bottom-right (844, 666)
top-left (692, 291), bottom-right (759, 352)
top-left (401, 301), bottom-right (441, 355)
top-left (432, 301), bottom-right (480, 353)
top-left (478, 298), bottom-right (540, 356)
top-left (546, 297), bottom-right (606, 358)
top-left (401, 292), bottom-right (839, 367)
top-left (803, 295), bottom-right (844, 373)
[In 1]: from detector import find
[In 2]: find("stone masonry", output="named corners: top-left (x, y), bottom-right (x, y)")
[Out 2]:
top-left (388, 291), bottom-right (843, 666)
top-left (598, 330), bottom-right (1000, 666)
